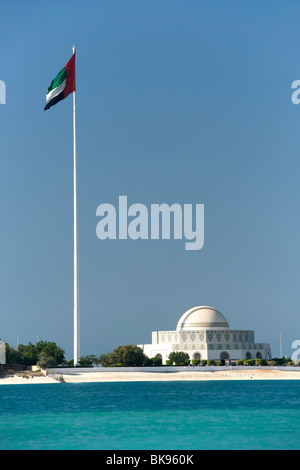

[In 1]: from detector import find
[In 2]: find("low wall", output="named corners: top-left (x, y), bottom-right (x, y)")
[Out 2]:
top-left (1, 364), bottom-right (26, 372)
top-left (47, 365), bottom-right (300, 375)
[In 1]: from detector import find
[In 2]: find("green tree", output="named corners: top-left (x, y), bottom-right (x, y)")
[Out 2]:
top-left (271, 356), bottom-right (292, 366)
top-left (78, 355), bottom-right (96, 367)
top-left (5, 343), bottom-right (20, 364)
top-left (110, 345), bottom-right (147, 366)
top-left (168, 351), bottom-right (190, 366)
top-left (37, 351), bottom-right (57, 369)
top-left (4, 341), bottom-right (65, 366)
top-left (18, 342), bottom-right (38, 365)
top-left (143, 356), bottom-right (154, 366)
top-left (98, 353), bottom-right (113, 367)
top-left (62, 359), bottom-right (74, 367)
top-left (34, 341), bottom-right (65, 365)
top-left (151, 355), bottom-right (162, 366)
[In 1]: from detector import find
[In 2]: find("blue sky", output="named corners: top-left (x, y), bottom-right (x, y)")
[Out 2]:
top-left (1, 0), bottom-right (300, 359)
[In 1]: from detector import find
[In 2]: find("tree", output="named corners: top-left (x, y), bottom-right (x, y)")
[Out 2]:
top-left (18, 342), bottom-right (38, 365)
top-left (143, 356), bottom-right (154, 366)
top-left (5, 343), bottom-right (20, 364)
top-left (272, 357), bottom-right (292, 366)
top-left (98, 353), bottom-right (114, 367)
top-left (168, 351), bottom-right (190, 366)
top-left (110, 345), bottom-right (147, 367)
top-left (151, 355), bottom-right (162, 366)
top-left (37, 351), bottom-right (57, 369)
top-left (34, 341), bottom-right (65, 365)
top-left (78, 355), bottom-right (96, 367)
top-left (4, 341), bottom-right (65, 366)
top-left (62, 359), bottom-right (74, 367)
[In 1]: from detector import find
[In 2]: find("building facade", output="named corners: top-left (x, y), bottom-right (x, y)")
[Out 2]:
top-left (138, 306), bottom-right (272, 364)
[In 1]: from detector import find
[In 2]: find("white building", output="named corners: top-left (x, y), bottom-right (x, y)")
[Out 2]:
top-left (0, 340), bottom-right (6, 364)
top-left (138, 306), bottom-right (272, 364)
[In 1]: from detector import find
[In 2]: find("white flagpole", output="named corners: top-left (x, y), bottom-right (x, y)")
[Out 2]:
top-left (72, 44), bottom-right (80, 366)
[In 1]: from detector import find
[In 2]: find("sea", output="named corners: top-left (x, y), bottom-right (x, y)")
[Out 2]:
top-left (0, 380), bottom-right (299, 450)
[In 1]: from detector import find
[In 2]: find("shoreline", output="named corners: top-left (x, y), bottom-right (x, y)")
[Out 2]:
top-left (1, 368), bottom-right (300, 385)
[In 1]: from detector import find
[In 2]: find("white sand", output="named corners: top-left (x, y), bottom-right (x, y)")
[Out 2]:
top-left (1, 368), bottom-right (300, 385)
top-left (61, 369), bottom-right (300, 383)
top-left (0, 375), bottom-right (59, 385)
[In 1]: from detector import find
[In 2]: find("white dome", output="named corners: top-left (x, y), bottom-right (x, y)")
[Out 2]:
top-left (176, 306), bottom-right (229, 331)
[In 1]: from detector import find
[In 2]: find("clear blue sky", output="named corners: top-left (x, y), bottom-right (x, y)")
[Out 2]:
top-left (1, 0), bottom-right (300, 359)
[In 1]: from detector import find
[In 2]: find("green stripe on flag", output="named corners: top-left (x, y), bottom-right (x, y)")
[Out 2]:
top-left (47, 66), bottom-right (67, 93)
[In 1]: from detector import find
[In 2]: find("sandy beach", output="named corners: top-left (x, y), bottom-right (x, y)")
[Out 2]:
top-left (1, 368), bottom-right (300, 385)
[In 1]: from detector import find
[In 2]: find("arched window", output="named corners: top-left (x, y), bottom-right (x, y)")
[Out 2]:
top-left (256, 352), bottom-right (262, 359)
top-left (193, 352), bottom-right (201, 360)
top-left (153, 354), bottom-right (162, 366)
top-left (245, 352), bottom-right (252, 360)
top-left (220, 351), bottom-right (230, 361)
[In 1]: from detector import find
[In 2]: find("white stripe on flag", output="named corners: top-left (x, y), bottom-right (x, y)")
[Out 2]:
top-left (46, 79), bottom-right (66, 104)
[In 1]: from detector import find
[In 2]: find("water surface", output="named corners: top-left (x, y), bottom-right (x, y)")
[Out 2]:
top-left (0, 380), bottom-right (299, 450)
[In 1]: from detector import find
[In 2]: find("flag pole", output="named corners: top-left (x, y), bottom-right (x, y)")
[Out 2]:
top-left (72, 44), bottom-right (80, 366)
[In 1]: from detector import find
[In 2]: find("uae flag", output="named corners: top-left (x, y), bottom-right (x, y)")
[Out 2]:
top-left (44, 53), bottom-right (76, 110)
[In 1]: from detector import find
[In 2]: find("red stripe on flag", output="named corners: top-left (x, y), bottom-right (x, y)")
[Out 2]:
top-left (64, 53), bottom-right (76, 98)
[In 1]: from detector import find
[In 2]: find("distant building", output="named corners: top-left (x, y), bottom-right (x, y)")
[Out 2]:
top-left (138, 306), bottom-right (272, 364)
top-left (0, 340), bottom-right (6, 364)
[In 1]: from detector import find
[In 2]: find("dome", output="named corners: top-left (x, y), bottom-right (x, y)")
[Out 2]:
top-left (176, 306), bottom-right (229, 331)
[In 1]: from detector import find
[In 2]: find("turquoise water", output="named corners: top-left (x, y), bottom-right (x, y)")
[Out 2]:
top-left (0, 380), bottom-right (299, 450)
